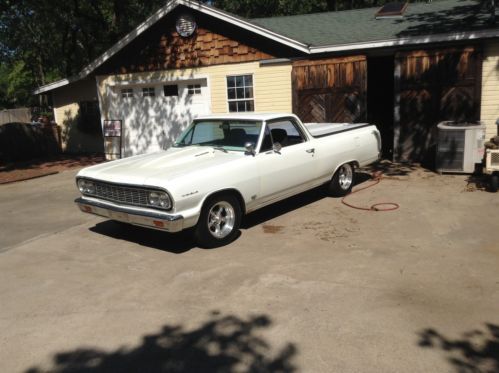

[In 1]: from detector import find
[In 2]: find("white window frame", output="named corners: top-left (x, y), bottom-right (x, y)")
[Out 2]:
top-left (187, 84), bottom-right (201, 95)
top-left (142, 87), bottom-right (155, 97)
top-left (226, 74), bottom-right (255, 113)
top-left (121, 88), bottom-right (134, 98)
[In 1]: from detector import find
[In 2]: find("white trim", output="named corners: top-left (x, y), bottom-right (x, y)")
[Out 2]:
top-left (177, 0), bottom-right (309, 52)
top-left (309, 29), bottom-right (499, 54)
top-left (106, 74), bottom-right (211, 87)
top-left (33, 78), bottom-right (72, 94)
top-left (225, 73), bottom-right (255, 113)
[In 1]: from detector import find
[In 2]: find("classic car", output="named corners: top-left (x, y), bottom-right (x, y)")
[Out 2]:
top-left (75, 113), bottom-right (381, 247)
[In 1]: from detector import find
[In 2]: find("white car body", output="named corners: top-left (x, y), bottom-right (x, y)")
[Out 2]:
top-left (75, 113), bottom-right (381, 237)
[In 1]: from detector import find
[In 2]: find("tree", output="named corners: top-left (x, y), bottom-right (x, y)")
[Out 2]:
top-left (0, 0), bottom-right (165, 109)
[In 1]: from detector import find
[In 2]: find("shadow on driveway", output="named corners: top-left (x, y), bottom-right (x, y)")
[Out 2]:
top-left (89, 221), bottom-right (198, 254)
top-left (418, 323), bottom-right (499, 372)
top-left (25, 311), bottom-right (297, 373)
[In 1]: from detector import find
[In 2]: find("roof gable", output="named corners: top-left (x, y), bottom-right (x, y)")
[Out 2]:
top-left (34, 0), bottom-right (308, 94)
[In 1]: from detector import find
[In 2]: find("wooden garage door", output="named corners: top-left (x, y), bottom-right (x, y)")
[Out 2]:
top-left (292, 56), bottom-right (367, 123)
top-left (395, 47), bottom-right (482, 165)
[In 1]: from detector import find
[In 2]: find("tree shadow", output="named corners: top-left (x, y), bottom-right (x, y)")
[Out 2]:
top-left (417, 324), bottom-right (499, 373)
top-left (25, 312), bottom-right (297, 373)
top-left (361, 159), bottom-right (422, 177)
top-left (396, 1), bottom-right (495, 38)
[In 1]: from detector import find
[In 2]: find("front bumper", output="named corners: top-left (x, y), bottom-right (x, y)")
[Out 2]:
top-left (75, 197), bottom-right (184, 232)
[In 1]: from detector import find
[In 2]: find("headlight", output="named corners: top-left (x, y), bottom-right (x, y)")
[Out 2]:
top-left (148, 191), bottom-right (171, 210)
top-left (77, 179), bottom-right (95, 194)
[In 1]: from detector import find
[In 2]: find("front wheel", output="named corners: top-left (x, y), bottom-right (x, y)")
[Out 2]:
top-left (328, 163), bottom-right (354, 197)
top-left (195, 194), bottom-right (242, 248)
top-left (490, 174), bottom-right (498, 193)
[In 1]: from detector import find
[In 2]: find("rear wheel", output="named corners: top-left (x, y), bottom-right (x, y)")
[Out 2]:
top-left (328, 163), bottom-right (354, 197)
top-left (195, 194), bottom-right (242, 248)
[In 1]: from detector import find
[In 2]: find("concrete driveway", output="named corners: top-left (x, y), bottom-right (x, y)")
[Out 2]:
top-left (1, 168), bottom-right (498, 372)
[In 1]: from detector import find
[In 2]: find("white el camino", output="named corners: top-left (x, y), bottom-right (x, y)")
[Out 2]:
top-left (75, 113), bottom-right (381, 247)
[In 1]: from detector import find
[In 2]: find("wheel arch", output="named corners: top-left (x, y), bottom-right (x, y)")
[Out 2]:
top-left (201, 188), bottom-right (247, 215)
top-left (330, 159), bottom-right (359, 180)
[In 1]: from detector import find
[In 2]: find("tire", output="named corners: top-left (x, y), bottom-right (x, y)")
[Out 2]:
top-left (490, 174), bottom-right (499, 193)
top-left (328, 163), bottom-right (354, 197)
top-left (195, 194), bottom-right (242, 248)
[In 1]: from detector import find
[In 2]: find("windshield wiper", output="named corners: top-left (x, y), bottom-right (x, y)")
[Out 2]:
top-left (212, 146), bottom-right (228, 153)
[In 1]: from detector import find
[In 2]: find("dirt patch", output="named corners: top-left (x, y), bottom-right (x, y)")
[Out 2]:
top-left (0, 154), bottom-right (105, 184)
top-left (262, 224), bottom-right (285, 234)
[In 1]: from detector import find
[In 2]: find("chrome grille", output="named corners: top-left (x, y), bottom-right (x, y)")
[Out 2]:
top-left (91, 181), bottom-right (150, 207)
top-left (492, 152), bottom-right (499, 166)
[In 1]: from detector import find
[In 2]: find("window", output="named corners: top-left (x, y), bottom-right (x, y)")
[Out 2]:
top-left (142, 87), bottom-right (155, 97)
top-left (227, 75), bottom-right (254, 112)
top-left (121, 88), bottom-right (133, 98)
top-left (188, 84), bottom-right (201, 95)
top-left (260, 119), bottom-right (306, 151)
top-left (174, 120), bottom-right (262, 151)
top-left (164, 85), bottom-right (178, 97)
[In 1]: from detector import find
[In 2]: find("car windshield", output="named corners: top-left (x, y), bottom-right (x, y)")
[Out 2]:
top-left (174, 120), bottom-right (262, 152)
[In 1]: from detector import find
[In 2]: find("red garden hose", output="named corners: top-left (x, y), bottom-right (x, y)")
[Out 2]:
top-left (341, 171), bottom-right (399, 211)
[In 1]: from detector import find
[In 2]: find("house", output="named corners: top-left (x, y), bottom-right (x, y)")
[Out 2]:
top-left (34, 0), bottom-right (499, 166)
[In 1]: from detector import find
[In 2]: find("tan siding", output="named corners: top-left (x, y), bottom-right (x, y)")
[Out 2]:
top-left (98, 61), bottom-right (292, 118)
top-left (52, 78), bottom-right (103, 153)
top-left (481, 41), bottom-right (499, 139)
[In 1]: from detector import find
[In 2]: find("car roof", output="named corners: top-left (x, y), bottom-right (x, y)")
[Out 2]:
top-left (194, 113), bottom-right (295, 122)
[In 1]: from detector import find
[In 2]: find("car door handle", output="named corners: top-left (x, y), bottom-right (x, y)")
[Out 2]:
top-left (306, 148), bottom-right (315, 153)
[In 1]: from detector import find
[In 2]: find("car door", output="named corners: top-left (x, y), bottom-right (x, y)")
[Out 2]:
top-left (255, 118), bottom-right (318, 204)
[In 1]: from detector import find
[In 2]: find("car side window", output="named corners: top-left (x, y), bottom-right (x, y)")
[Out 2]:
top-left (267, 119), bottom-right (306, 148)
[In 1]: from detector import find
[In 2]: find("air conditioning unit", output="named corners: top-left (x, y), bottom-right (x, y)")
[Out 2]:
top-left (436, 121), bottom-right (486, 173)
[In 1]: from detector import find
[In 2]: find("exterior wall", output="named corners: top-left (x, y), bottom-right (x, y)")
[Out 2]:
top-left (96, 61), bottom-right (292, 156)
top-left (481, 40), bottom-right (499, 139)
top-left (52, 78), bottom-right (104, 153)
top-left (97, 61), bottom-right (292, 115)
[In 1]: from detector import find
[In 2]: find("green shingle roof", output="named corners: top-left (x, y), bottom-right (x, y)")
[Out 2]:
top-left (251, 0), bottom-right (497, 47)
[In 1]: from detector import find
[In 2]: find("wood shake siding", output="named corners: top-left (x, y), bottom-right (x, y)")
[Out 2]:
top-left (481, 41), bottom-right (499, 139)
top-left (113, 26), bottom-right (273, 74)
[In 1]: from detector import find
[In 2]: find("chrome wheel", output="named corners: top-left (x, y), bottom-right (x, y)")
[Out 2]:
top-left (338, 164), bottom-right (353, 190)
top-left (207, 201), bottom-right (236, 239)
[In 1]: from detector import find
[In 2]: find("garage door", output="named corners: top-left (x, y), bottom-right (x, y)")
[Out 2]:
top-left (395, 47), bottom-right (482, 165)
top-left (117, 78), bottom-right (210, 157)
top-left (292, 56), bottom-right (367, 123)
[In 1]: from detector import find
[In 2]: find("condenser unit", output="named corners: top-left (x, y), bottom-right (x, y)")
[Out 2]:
top-left (436, 121), bottom-right (486, 173)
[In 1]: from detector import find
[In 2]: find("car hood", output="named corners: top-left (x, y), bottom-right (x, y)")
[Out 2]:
top-left (77, 147), bottom-right (243, 186)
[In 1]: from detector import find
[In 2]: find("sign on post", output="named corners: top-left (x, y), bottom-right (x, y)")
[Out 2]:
top-left (103, 120), bottom-right (122, 160)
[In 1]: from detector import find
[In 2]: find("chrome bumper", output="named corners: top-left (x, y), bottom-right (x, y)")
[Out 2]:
top-left (75, 197), bottom-right (184, 232)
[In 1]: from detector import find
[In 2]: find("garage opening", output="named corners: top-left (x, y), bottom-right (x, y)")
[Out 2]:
top-left (367, 55), bottom-right (394, 159)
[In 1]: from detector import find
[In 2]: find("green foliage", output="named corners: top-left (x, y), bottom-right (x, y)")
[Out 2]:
top-left (0, 0), bottom-right (165, 108)
top-left (0, 61), bottom-right (37, 109)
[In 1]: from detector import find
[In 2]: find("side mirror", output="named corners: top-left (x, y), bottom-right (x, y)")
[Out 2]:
top-left (244, 142), bottom-right (256, 156)
top-left (273, 142), bottom-right (282, 153)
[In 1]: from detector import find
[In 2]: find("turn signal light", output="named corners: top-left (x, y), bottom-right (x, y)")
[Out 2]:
top-left (153, 220), bottom-right (164, 228)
